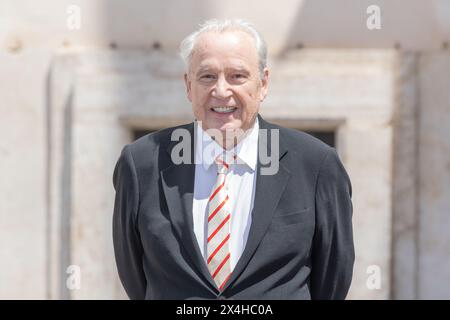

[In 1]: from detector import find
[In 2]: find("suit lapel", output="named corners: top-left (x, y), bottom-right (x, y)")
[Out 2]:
top-left (160, 122), bottom-right (218, 292)
top-left (221, 115), bottom-right (290, 292)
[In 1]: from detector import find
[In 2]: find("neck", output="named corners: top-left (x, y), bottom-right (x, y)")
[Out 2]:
top-left (217, 125), bottom-right (255, 150)
top-left (199, 118), bottom-right (258, 150)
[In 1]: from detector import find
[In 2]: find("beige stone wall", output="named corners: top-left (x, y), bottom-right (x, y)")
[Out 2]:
top-left (392, 52), bottom-right (420, 299)
top-left (417, 53), bottom-right (450, 299)
top-left (0, 44), bottom-right (51, 299)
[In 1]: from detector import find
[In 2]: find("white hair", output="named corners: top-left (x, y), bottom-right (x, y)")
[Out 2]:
top-left (179, 19), bottom-right (268, 79)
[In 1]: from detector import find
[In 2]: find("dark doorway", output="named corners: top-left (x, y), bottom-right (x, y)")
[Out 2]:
top-left (305, 131), bottom-right (335, 147)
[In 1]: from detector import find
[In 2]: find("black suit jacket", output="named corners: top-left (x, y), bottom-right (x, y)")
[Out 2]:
top-left (112, 114), bottom-right (354, 299)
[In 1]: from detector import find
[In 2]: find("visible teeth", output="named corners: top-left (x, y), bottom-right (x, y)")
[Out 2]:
top-left (212, 106), bottom-right (236, 113)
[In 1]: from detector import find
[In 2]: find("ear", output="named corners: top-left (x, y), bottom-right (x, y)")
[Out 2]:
top-left (259, 68), bottom-right (269, 102)
top-left (184, 73), bottom-right (192, 102)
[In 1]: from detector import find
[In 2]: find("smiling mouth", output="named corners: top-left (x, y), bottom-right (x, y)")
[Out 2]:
top-left (211, 106), bottom-right (238, 114)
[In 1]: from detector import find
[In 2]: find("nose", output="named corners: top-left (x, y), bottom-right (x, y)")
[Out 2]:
top-left (212, 75), bottom-right (232, 99)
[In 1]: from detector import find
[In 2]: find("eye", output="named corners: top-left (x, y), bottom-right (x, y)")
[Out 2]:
top-left (200, 74), bottom-right (216, 80)
top-left (230, 73), bottom-right (248, 82)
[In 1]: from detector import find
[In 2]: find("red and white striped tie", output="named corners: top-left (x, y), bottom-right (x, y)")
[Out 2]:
top-left (207, 155), bottom-right (232, 290)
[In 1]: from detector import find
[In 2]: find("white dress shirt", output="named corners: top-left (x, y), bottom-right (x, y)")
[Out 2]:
top-left (192, 118), bottom-right (259, 271)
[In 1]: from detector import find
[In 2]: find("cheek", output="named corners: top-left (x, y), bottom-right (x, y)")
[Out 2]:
top-left (194, 86), bottom-right (211, 102)
top-left (243, 83), bottom-right (261, 102)
top-left (191, 89), bottom-right (212, 116)
top-left (243, 89), bottom-right (260, 109)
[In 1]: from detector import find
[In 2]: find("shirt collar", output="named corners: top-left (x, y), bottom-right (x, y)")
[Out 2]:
top-left (195, 117), bottom-right (259, 172)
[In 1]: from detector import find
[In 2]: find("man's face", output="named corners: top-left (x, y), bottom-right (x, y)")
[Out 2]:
top-left (184, 30), bottom-right (269, 138)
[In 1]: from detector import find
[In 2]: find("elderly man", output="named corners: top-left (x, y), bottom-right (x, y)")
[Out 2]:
top-left (113, 19), bottom-right (354, 300)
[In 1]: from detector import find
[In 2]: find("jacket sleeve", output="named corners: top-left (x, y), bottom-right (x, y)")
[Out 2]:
top-left (112, 145), bottom-right (147, 299)
top-left (310, 148), bottom-right (355, 300)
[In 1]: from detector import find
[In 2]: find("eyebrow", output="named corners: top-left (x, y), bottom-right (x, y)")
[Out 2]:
top-left (229, 67), bottom-right (250, 74)
top-left (196, 66), bottom-right (215, 76)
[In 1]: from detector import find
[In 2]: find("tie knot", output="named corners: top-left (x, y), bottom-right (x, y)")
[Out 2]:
top-left (215, 155), bottom-right (230, 174)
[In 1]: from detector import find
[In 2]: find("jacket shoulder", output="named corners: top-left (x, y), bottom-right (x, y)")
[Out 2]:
top-left (125, 122), bottom-right (194, 167)
top-left (267, 121), bottom-right (333, 158)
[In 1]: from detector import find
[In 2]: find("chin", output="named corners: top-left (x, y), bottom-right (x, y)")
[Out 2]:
top-left (218, 121), bottom-right (243, 132)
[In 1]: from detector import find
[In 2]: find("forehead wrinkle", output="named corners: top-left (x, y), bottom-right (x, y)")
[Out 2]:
top-left (191, 31), bottom-right (259, 68)
top-left (196, 57), bottom-right (252, 73)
